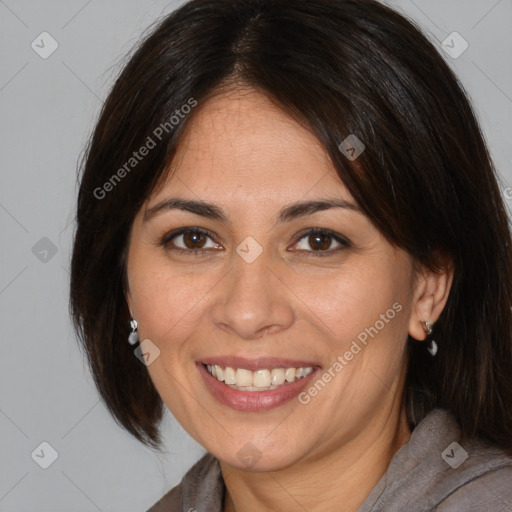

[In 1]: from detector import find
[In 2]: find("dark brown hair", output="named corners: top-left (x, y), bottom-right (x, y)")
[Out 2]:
top-left (70, 0), bottom-right (512, 453)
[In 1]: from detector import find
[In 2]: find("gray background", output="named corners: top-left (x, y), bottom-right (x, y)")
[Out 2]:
top-left (1, 0), bottom-right (511, 510)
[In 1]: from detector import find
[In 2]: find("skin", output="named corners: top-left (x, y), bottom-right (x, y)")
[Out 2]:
top-left (126, 87), bottom-right (453, 512)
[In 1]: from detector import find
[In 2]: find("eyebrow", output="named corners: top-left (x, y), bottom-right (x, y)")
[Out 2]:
top-left (144, 197), bottom-right (361, 224)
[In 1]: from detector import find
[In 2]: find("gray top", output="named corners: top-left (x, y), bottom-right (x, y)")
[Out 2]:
top-left (147, 408), bottom-right (512, 511)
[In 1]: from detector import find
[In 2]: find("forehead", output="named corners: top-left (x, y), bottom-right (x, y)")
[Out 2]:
top-left (153, 87), bottom-right (353, 205)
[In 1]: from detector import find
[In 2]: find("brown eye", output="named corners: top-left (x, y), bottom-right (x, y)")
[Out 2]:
top-left (160, 227), bottom-right (222, 254)
top-left (182, 231), bottom-right (208, 249)
top-left (307, 233), bottom-right (332, 251)
top-left (293, 228), bottom-right (350, 255)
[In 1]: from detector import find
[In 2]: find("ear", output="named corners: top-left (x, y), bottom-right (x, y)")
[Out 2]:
top-left (408, 256), bottom-right (454, 341)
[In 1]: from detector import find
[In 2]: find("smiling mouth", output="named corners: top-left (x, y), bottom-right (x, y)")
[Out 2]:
top-left (203, 363), bottom-right (314, 391)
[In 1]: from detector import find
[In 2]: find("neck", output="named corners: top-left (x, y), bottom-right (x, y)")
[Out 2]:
top-left (221, 403), bottom-right (411, 512)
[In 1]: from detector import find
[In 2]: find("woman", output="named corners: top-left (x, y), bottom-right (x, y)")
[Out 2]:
top-left (70, 0), bottom-right (512, 510)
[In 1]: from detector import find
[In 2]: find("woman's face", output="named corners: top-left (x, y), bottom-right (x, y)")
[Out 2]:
top-left (126, 88), bottom-right (418, 471)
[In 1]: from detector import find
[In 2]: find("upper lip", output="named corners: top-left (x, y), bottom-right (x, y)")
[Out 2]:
top-left (198, 356), bottom-right (321, 372)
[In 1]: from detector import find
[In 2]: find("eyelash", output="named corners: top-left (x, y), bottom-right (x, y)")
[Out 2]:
top-left (158, 227), bottom-right (351, 258)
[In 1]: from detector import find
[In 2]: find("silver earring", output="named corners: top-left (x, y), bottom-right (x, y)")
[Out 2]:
top-left (128, 319), bottom-right (139, 345)
top-left (423, 321), bottom-right (438, 356)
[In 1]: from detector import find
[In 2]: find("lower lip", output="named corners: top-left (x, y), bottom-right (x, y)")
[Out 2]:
top-left (197, 363), bottom-right (319, 412)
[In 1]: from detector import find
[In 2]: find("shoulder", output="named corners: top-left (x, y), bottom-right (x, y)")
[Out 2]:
top-left (436, 464), bottom-right (512, 511)
top-left (146, 453), bottom-right (224, 512)
top-left (145, 485), bottom-right (181, 512)
top-left (359, 408), bottom-right (512, 512)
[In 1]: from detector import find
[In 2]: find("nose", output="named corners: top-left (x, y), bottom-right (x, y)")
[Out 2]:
top-left (210, 252), bottom-right (295, 340)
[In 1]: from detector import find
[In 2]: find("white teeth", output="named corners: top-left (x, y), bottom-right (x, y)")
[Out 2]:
top-left (271, 368), bottom-right (286, 385)
top-left (205, 364), bottom-right (314, 391)
top-left (235, 368), bottom-right (253, 387)
top-left (215, 365), bottom-right (224, 382)
top-left (253, 369), bottom-right (271, 388)
top-left (224, 366), bottom-right (236, 385)
top-left (285, 368), bottom-right (296, 382)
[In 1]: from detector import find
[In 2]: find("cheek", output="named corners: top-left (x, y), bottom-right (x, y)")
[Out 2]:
top-left (127, 256), bottom-right (213, 417)
top-left (131, 268), bottom-right (208, 341)
top-left (304, 261), bottom-right (411, 412)
top-left (126, 238), bottom-right (229, 354)
top-left (292, 256), bottom-right (407, 345)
